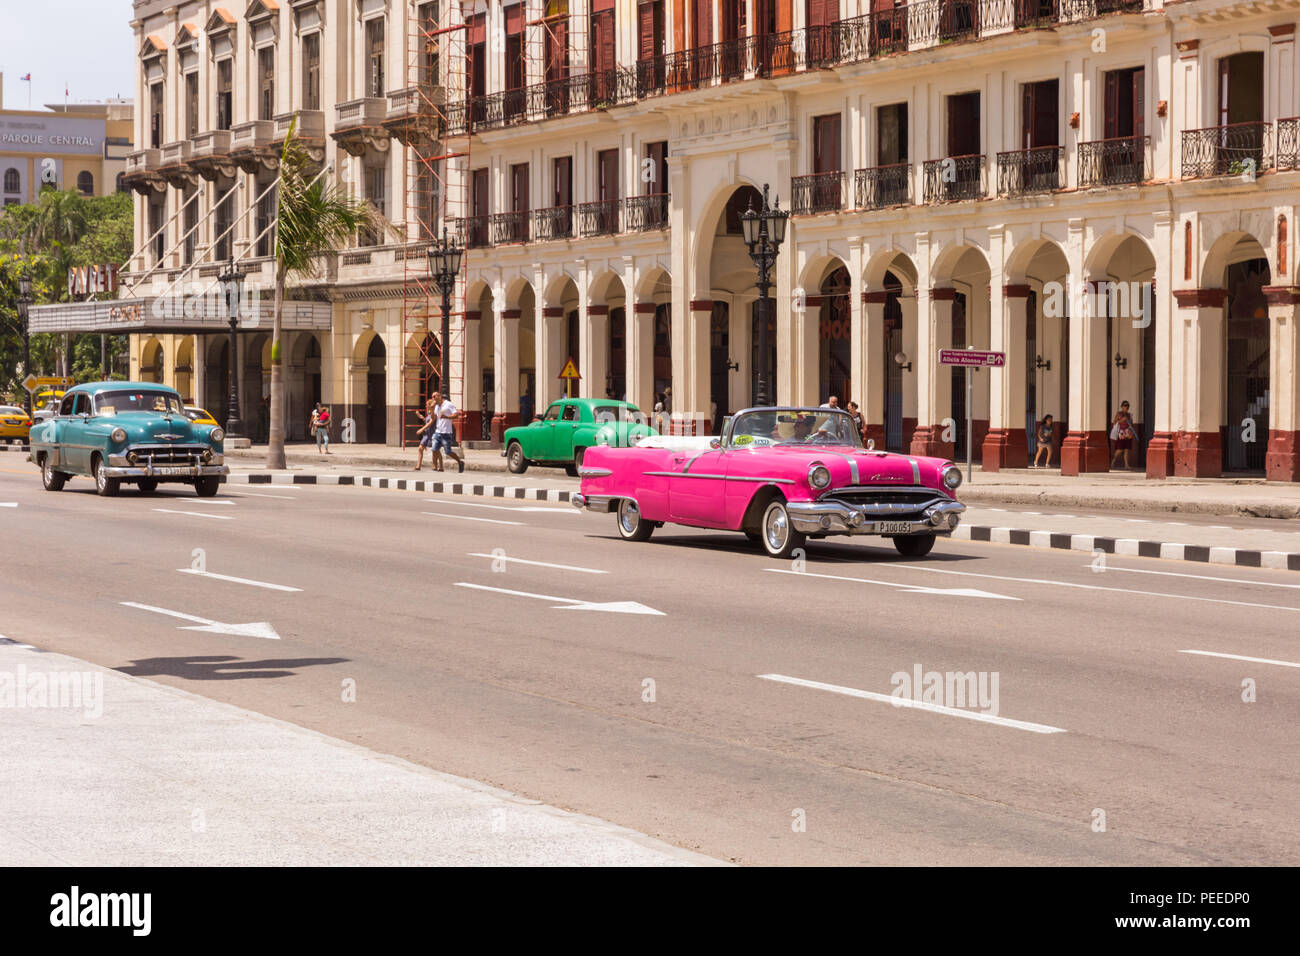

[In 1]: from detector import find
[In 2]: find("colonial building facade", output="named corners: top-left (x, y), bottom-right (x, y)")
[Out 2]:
top-left (112, 0), bottom-right (1300, 479)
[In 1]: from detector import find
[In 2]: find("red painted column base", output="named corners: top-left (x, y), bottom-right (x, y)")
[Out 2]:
top-left (1173, 430), bottom-right (1221, 478)
top-left (491, 412), bottom-right (520, 444)
top-left (909, 425), bottom-right (954, 460)
top-left (981, 428), bottom-right (1027, 471)
top-left (864, 423), bottom-right (886, 449)
top-left (1266, 430), bottom-right (1300, 482)
top-left (1145, 431), bottom-right (1175, 479)
top-left (456, 411), bottom-right (481, 444)
top-left (1060, 430), bottom-right (1110, 475)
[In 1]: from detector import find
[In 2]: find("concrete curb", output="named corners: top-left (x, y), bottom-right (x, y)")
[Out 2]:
top-left (960, 486), bottom-right (1300, 521)
top-left (226, 472), bottom-right (1300, 572)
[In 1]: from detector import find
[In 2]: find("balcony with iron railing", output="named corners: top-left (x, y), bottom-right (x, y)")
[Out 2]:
top-left (855, 163), bottom-right (912, 209)
top-left (533, 205), bottom-right (575, 241)
top-left (490, 210), bottom-right (530, 245)
top-left (579, 199), bottom-right (621, 238)
top-left (1181, 122), bottom-right (1273, 180)
top-left (469, 68), bottom-right (637, 133)
top-left (923, 154), bottom-right (986, 202)
top-left (1078, 135), bottom-right (1149, 187)
top-left (1275, 117), bottom-right (1299, 171)
top-left (625, 194), bottom-right (670, 232)
top-left (792, 172), bottom-right (846, 215)
top-left (997, 145), bottom-right (1063, 196)
top-left (453, 215), bottom-right (490, 249)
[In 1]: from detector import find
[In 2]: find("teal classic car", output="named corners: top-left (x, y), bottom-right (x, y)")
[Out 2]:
top-left (502, 398), bottom-right (656, 475)
top-left (29, 381), bottom-right (229, 497)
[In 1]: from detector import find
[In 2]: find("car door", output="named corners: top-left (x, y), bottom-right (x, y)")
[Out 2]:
top-left (668, 446), bottom-right (730, 525)
top-left (60, 393), bottom-right (93, 474)
top-left (554, 402), bottom-right (581, 460)
top-left (533, 402), bottom-right (563, 460)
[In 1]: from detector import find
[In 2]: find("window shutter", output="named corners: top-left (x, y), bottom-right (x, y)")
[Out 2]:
top-left (1133, 67), bottom-right (1145, 140)
top-left (505, 3), bottom-right (523, 34)
top-left (695, 0), bottom-right (712, 47)
top-left (1104, 71), bottom-right (1119, 140)
top-left (468, 12), bottom-right (486, 45)
top-left (639, 2), bottom-right (656, 60)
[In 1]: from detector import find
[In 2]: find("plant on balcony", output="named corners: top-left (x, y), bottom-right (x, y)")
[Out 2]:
top-left (266, 118), bottom-right (377, 469)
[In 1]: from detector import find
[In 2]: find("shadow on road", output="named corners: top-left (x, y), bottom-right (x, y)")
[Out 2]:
top-left (586, 532), bottom-right (983, 565)
top-left (118, 655), bottom-right (349, 681)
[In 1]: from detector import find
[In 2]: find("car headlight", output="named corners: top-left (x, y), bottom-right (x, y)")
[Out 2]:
top-left (110, 427), bottom-right (127, 444)
top-left (942, 464), bottom-right (962, 491)
top-left (210, 427), bottom-right (225, 443)
top-left (808, 463), bottom-right (832, 490)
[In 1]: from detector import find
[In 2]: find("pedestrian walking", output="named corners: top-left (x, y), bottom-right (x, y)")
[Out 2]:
top-left (1110, 400), bottom-right (1134, 469)
top-left (1033, 414), bottom-right (1054, 467)
top-left (311, 403), bottom-right (331, 454)
top-left (431, 390), bottom-right (465, 473)
top-left (414, 399), bottom-right (436, 470)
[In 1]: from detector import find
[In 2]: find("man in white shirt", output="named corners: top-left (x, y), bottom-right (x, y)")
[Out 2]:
top-left (430, 390), bottom-right (465, 473)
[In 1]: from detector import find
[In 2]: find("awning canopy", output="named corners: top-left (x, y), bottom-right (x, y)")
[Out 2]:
top-left (28, 297), bottom-right (333, 335)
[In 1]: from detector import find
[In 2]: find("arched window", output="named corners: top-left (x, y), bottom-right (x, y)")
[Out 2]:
top-left (3, 168), bottom-right (19, 193)
top-left (77, 171), bottom-right (94, 196)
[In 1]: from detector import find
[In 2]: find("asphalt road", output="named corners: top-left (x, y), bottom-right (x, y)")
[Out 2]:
top-left (2, 464), bottom-right (1298, 865)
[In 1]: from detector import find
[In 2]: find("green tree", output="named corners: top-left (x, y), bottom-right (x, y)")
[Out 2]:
top-left (267, 120), bottom-right (373, 468)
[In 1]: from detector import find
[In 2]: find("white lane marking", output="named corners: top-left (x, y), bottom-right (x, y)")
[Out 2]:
top-left (1080, 564), bottom-right (1300, 590)
top-left (427, 499), bottom-right (575, 514)
top-left (153, 508), bottom-right (233, 520)
top-left (757, 674), bottom-right (1066, 735)
top-left (166, 498), bottom-right (234, 505)
top-left (454, 582), bottom-right (662, 615)
top-left (229, 491), bottom-right (299, 499)
top-left (892, 563), bottom-right (1300, 614)
top-left (765, 568), bottom-right (1020, 601)
top-left (120, 601), bottom-right (280, 640)
top-left (1179, 649), bottom-right (1300, 669)
top-left (421, 511), bottom-right (523, 526)
top-left (176, 568), bottom-right (303, 592)
top-left (467, 553), bottom-right (607, 574)
top-left (0, 502), bottom-right (16, 507)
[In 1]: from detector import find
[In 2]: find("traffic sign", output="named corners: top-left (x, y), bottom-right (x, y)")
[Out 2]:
top-left (558, 357), bottom-right (580, 380)
top-left (939, 349), bottom-right (1005, 368)
top-left (22, 375), bottom-right (73, 393)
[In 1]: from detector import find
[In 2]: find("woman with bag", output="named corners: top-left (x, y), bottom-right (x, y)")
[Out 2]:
top-left (1110, 401), bottom-right (1133, 469)
top-left (1033, 415), bottom-right (1055, 468)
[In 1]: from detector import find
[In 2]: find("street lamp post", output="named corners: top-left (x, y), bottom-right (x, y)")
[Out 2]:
top-left (17, 272), bottom-right (32, 415)
top-left (427, 229), bottom-right (465, 401)
top-left (219, 259), bottom-right (245, 438)
top-left (740, 184), bottom-right (788, 407)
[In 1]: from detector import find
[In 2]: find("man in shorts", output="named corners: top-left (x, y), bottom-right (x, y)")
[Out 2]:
top-left (431, 390), bottom-right (465, 473)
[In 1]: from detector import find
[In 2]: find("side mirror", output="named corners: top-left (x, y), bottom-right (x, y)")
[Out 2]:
top-left (709, 437), bottom-right (721, 449)
top-left (866, 438), bottom-right (876, 450)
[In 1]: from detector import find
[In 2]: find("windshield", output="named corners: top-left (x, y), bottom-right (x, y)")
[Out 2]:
top-left (0, 406), bottom-right (25, 416)
top-left (94, 390), bottom-right (184, 417)
top-left (592, 403), bottom-right (642, 423)
top-left (729, 408), bottom-right (863, 448)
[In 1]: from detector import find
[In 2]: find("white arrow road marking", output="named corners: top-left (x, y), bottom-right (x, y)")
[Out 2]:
top-left (758, 674), bottom-right (1066, 734)
top-left (1082, 564), bottom-right (1300, 590)
top-left (167, 499), bottom-right (234, 505)
top-left (891, 563), bottom-right (1300, 613)
top-left (1179, 649), bottom-right (1300, 669)
top-left (421, 511), bottom-right (523, 526)
top-left (765, 567), bottom-right (1021, 601)
top-left (229, 492), bottom-right (298, 499)
top-left (454, 582), bottom-right (663, 615)
top-left (120, 601), bottom-right (281, 639)
top-left (176, 569), bottom-right (302, 592)
top-left (467, 553), bottom-right (607, 574)
top-left (153, 508), bottom-right (233, 520)
top-left (428, 499), bottom-right (576, 514)
top-left (0, 502), bottom-right (16, 508)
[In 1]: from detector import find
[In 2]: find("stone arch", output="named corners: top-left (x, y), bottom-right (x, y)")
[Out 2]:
top-left (140, 337), bottom-right (164, 384)
top-left (862, 250), bottom-right (920, 452)
top-left (174, 337), bottom-right (195, 404)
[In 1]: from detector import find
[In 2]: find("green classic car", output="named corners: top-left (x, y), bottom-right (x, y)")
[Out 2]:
top-left (503, 398), bottom-right (656, 475)
top-left (29, 381), bottom-right (229, 497)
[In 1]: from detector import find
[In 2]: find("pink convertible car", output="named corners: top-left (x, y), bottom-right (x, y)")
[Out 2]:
top-left (572, 406), bottom-right (965, 558)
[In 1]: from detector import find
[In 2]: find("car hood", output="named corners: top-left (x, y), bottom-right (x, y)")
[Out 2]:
top-left (93, 413), bottom-right (205, 443)
top-left (730, 444), bottom-right (953, 491)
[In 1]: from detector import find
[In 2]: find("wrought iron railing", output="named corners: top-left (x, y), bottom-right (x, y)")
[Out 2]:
top-left (923, 154), bottom-right (986, 202)
top-left (490, 211), bottom-right (530, 245)
top-left (453, 215), bottom-right (490, 249)
top-left (1181, 122), bottom-right (1273, 179)
top-left (855, 163), bottom-right (913, 209)
top-left (625, 194), bottom-right (670, 232)
top-left (578, 199), bottom-right (621, 237)
top-left (1078, 135), bottom-right (1148, 187)
top-left (1013, 0), bottom-right (1059, 27)
top-left (997, 145), bottom-right (1063, 195)
top-left (533, 205), bottom-right (574, 241)
top-left (1059, 0), bottom-right (1144, 22)
top-left (792, 171), bottom-right (845, 215)
top-left (1276, 117), bottom-right (1299, 171)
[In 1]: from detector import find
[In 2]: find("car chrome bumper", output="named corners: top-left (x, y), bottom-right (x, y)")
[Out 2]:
top-left (787, 499), bottom-right (965, 536)
top-left (102, 464), bottom-right (230, 479)
top-left (571, 493), bottom-right (617, 513)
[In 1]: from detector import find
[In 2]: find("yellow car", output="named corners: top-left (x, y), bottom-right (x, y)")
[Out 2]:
top-left (0, 405), bottom-right (32, 445)
top-left (184, 406), bottom-right (220, 426)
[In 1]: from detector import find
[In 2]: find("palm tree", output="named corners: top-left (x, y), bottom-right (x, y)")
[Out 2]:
top-left (267, 119), bottom-right (373, 469)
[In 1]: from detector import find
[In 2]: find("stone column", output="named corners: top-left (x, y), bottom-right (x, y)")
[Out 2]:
top-left (1061, 226), bottom-right (1111, 474)
top-left (1171, 289), bottom-right (1226, 477)
top-left (537, 306), bottom-right (564, 405)
top-left (630, 303), bottom-right (656, 413)
top-left (982, 284), bottom-right (1030, 470)
top-left (682, 298), bottom-right (711, 434)
top-left (492, 307), bottom-right (521, 441)
top-left (1264, 285), bottom-right (1300, 481)
top-left (861, 290), bottom-right (887, 449)
top-left (910, 287), bottom-right (954, 458)
top-left (1147, 212), bottom-right (1177, 478)
top-left (580, 304), bottom-right (609, 401)
top-left (193, 334), bottom-right (207, 408)
top-left (900, 291), bottom-right (918, 447)
top-left (458, 311), bottom-right (482, 441)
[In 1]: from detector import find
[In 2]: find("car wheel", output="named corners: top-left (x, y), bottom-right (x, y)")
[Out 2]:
top-left (41, 456), bottom-right (66, 492)
top-left (760, 500), bottom-right (805, 559)
top-left (564, 463), bottom-right (579, 478)
top-left (573, 447), bottom-right (587, 470)
top-left (506, 441), bottom-right (528, 474)
top-left (615, 498), bottom-right (654, 542)
top-left (195, 477), bottom-right (220, 498)
top-left (893, 534), bottom-right (937, 558)
top-left (93, 456), bottom-right (120, 497)
top-left (744, 530), bottom-right (762, 544)
top-left (137, 479), bottom-right (159, 494)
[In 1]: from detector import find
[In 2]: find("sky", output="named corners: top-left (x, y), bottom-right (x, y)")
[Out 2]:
top-left (0, 0), bottom-right (135, 111)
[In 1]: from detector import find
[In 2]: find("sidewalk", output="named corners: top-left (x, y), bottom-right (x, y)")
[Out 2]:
top-left (0, 638), bottom-right (716, 866)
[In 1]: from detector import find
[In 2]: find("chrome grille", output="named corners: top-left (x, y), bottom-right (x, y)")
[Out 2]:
top-left (128, 444), bottom-right (207, 466)
top-left (822, 487), bottom-right (949, 516)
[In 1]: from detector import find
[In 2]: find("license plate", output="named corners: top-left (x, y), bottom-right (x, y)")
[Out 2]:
top-left (877, 521), bottom-right (913, 534)
top-left (154, 466), bottom-right (193, 476)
